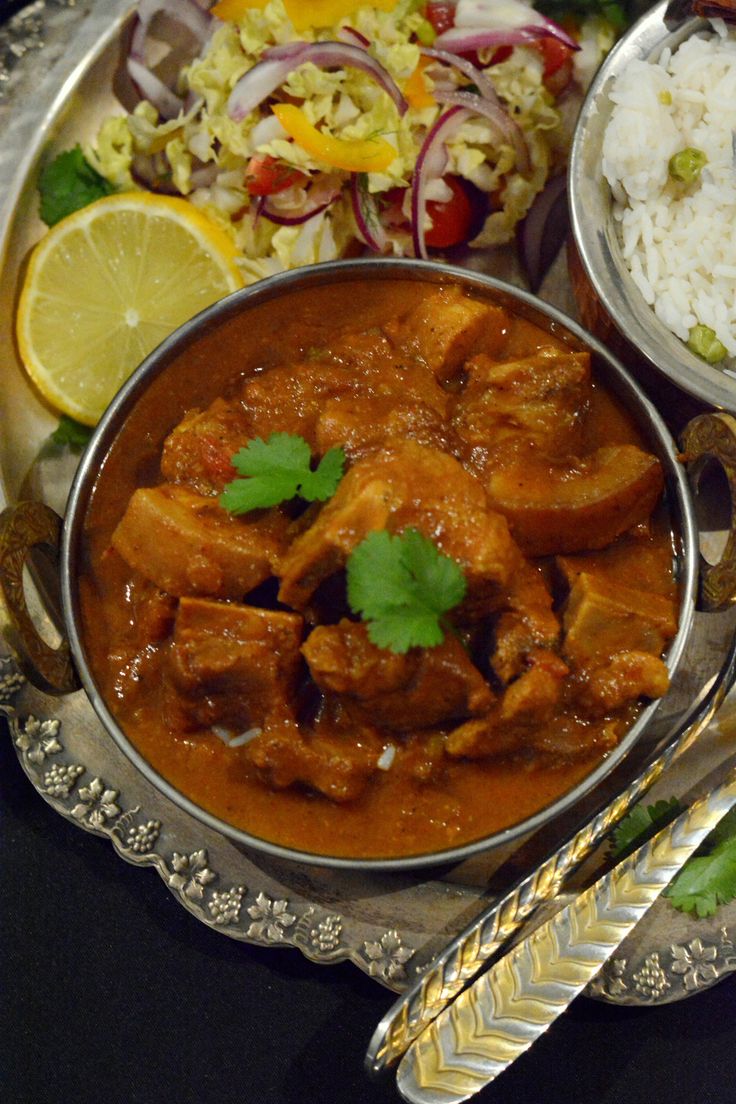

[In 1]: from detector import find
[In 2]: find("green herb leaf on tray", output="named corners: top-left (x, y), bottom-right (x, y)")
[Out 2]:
top-left (346, 528), bottom-right (467, 655)
top-left (219, 432), bottom-right (345, 514)
top-left (666, 827), bottom-right (736, 918)
top-left (610, 797), bottom-right (684, 861)
top-left (48, 415), bottom-right (94, 451)
top-left (38, 146), bottom-right (115, 228)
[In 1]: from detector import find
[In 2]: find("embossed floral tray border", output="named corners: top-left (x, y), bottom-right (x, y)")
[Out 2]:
top-left (1, 0), bottom-right (736, 1011)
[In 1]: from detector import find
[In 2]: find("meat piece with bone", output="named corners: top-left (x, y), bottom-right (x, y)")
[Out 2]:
top-left (384, 285), bottom-right (509, 385)
top-left (303, 619), bottom-right (494, 731)
top-left (277, 441), bottom-right (519, 614)
top-left (112, 484), bottom-right (290, 599)
top-left (160, 397), bottom-right (250, 495)
top-left (452, 347), bottom-right (591, 469)
top-left (245, 700), bottom-right (383, 803)
top-left (486, 445), bottom-right (664, 556)
top-left (164, 597), bottom-right (304, 732)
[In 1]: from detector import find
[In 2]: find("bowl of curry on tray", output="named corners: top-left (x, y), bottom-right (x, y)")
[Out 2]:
top-left (24, 260), bottom-right (704, 867)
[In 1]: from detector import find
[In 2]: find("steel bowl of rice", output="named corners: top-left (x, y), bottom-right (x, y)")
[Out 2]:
top-left (569, 0), bottom-right (736, 411)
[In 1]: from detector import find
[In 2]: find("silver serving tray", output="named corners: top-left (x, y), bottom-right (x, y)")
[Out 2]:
top-left (2, 0), bottom-right (736, 1007)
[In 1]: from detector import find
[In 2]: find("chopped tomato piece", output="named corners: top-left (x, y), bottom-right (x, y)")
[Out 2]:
top-left (425, 1), bottom-right (455, 37)
top-left (533, 36), bottom-right (575, 93)
top-left (245, 155), bottom-right (309, 196)
top-left (425, 176), bottom-right (474, 249)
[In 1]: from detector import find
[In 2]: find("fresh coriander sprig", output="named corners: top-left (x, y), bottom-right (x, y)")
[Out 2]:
top-left (47, 414), bottom-right (93, 452)
top-left (611, 799), bottom-right (736, 919)
top-left (219, 432), bottom-right (345, 514)
top-left (609, 797), bottom-right (684, 861)
top-left (346, 528), bottom-right (467, 655)
top-left (665, 806), bottom-right (736, 918)
top-left (38, 146), bottom-right (115, 227)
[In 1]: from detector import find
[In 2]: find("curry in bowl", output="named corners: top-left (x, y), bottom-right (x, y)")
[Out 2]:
top-left (76, 274), bottom-right (679, 862)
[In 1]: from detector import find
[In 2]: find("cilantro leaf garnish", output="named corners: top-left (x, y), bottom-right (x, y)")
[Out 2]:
top-left (611, 799), bottom-right (736, 919)
top-left (219, 432), bottom-right (345, 514)
top-left (610, 797), bottom-right (684, 861)
top-left (346, 528), bottom-right (467, 654)
top-left (666, 806), bottom-right (736, 918)
top-left (47, 415), bottom-right (93, 451)
top-left (38, 146), bottom-right (115, 227)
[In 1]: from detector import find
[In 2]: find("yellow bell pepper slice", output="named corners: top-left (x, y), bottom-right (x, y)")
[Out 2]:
top-left (284, 0), bottom-right (398, 32)
top-left (210, 0), bottom-right (268, 19)
top-left (272, 103), bottom-right (396, 173)
top-left (404, 57), bottom-right (435, 110)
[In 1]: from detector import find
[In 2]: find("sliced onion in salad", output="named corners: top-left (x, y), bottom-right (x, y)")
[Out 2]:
top-left (421, 45), bottom-right (500, 105)
top-left (261, 175), bottom-right (342, 226)
top-left (351, 173), bottom-right (388, 253)
top-left (228, 40), bottom-right (408, 123)
top-left (449, 0), bottom-right (579, 49)
top-left (434, 88), bottom-right (530, 175)
top-left (411, 105), bottom-right (471, 260)
top-left (128, 0), bottom-right (213, 119)
top-left (337, 25), bottom-right (371, 47)
top-left (434, 25), bottom-right (577, 53)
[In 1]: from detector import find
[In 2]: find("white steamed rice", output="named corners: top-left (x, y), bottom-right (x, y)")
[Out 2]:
top-left (602, 20), bottom-right (736, 361)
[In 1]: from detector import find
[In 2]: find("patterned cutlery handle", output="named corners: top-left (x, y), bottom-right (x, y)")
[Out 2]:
top-left (396, 765), bottom-right (736, 1104)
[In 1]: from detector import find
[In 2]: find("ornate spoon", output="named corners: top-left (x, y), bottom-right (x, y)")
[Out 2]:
top-left (396, 761), bottom-right (736, 1103)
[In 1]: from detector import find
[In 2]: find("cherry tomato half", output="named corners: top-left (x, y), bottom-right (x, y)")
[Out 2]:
top-left (245, 155), bottom-right (309, 196)
top-left (425, 1), bottom-right (455, 37)
top-left (533, 36), bottom-right (575, 94)
top-left (425, 176), bottom-right (475, 249)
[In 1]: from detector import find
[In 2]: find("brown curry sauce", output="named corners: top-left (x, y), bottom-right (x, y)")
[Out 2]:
top-left (78, 279), bottom-right (679, 860)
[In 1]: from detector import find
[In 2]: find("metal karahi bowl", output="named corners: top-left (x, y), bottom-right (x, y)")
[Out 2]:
top-left (1, 257), bottom-right (732, 871)
top-left (568, 1), bottom-right (736, 414)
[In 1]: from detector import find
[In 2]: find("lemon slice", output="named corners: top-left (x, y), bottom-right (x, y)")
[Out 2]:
top-left (16, 193), bottom-right (244, 425)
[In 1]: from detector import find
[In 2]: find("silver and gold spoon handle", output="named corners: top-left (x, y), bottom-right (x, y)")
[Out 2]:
top-left (397, 764), bottom-right (736, 1104)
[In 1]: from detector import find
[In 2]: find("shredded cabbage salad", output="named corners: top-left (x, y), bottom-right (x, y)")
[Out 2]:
top-left (88, 0), bottom-right (615, 283)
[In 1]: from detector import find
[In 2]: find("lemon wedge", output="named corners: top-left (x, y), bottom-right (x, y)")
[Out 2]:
top-left (16, 193), bottom-right (244, 425)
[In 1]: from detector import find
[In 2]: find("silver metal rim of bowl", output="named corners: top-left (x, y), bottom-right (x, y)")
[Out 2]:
top-left (60, 258), bottom-right (697, 871)
top-left (569, 0), bottom-right (736, 413)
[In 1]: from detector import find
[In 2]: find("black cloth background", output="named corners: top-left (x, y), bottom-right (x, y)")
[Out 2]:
top-left (1, 0), bottom-right (735, 1100)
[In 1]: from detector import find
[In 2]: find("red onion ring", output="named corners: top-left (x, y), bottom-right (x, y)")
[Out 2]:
top-left (435, 24), bottom-right (579, 53)
top-left (411, 105), bottom-right (470, 260)
top-left (261, 176), bottom-right (341, 226)
top-left (351, 173), bottom-right (388, 252)
top-left (128, 0), bottom-right (213, 119)
top-left (228, 40), bottom-right (408, 123)
top-left (434, 88), bottom-right (530, 175)
top-left (337, 26), bottom-right (371, 48)
top-left (449, 0), bottom-right (579, 50)
top-left (420, 44), bottom-right (500, 105)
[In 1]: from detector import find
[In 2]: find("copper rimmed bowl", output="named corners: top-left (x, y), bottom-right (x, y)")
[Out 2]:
top-left (569, 0), bottom-right (736, 413)
top-left (2, 258), bottom-right (735, 870)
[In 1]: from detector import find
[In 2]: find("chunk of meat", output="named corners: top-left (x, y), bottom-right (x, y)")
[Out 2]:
top-left (130, 580), bottom-right (177, 643)
top-left (160, 398), bottom-right (249, 494)
top-left (165, 597), bottom-right (303, 731)
top-left (486, 445), bottom-right (664, 555)
top-left (315, 394), bottom-right (457, 461)
top-left (446, 651), bottom-right (570, 758)
top-left (491, 560), bottom-right (561, 684)
top-left (245, 702), bottom-right (382, 802)
top-left (452, 348), bottom-right (591, 469)
top-left (577, 650), bottom-right (670, 718)
top-left (385, 286), bottom-right (509, 384)
top-left (278, 441), bottom-right (519, 613)
top-left (239, 334), bottom-right (449, 449)
top-left (302, 620), bottom-right (494, 730)
top-left (112, 484), bottom-right (290, 599)
top-left (562, 572), bottom-right (677, 669)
